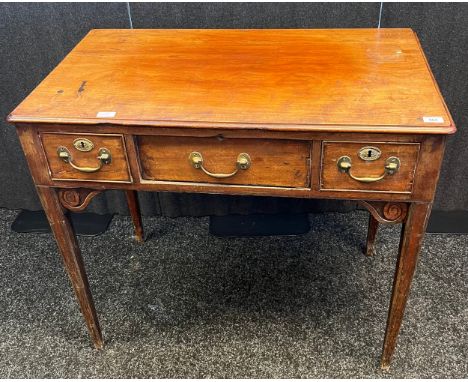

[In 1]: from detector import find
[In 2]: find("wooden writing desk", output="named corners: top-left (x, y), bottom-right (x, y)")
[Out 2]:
top-left (8, 29), bottom-right (455, 369)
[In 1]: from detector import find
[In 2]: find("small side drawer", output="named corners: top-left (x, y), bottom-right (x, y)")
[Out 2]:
top-left (41, 133), bottom-right (131, 182)
top-left (138, 136), bottom-right (311, 188)
top-left (321, 141), bottom-right (420, 193)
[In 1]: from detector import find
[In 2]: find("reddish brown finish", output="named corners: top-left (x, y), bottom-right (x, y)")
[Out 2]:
top-left (9, 29), bottom-right (455, 368)
top-left (359, 201), bottom-right (408, 224)
top-left (8, 29), bottom-right (455, 134)
top-left (24, 124), bottom-right (446, 204)
top-left (411, 135), bottom-right (447, 201)
top-left (36, 186), bottom-right (103, 349)
top-left (41, 133), bottom-right (131, 182)
top-left (381, 202), bottom-right (433, 369)
top-left (365, 214), bottom-right (379, 257)
top-left (58, 188), bottom-right (101, 212)
top-left (138, 136), bottom-right (311, 188)
top-left (125, 190), bottom-right (144, 242)
top-left (32, 123), bottom-right (436, 141)
top-left (310, 140), bottom-right (322, 191)
top-left (16, 125), bottom-right (52, 185)
top-left (321, 142), bottom-right (420, 193)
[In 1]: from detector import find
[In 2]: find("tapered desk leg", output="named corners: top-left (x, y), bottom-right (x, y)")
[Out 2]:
top-left (365, 214), bottom-right (379, 256)
top-left (125, 190), bottom-right (144, 242)
top-left (36, 187), bottom-right (103, 349)
top-left (381, 202), bottom-right (432, 370)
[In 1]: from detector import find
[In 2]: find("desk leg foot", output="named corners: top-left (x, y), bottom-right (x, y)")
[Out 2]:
top-left (380, 362), bottom-right (391, 371)
top-left (380, 202), bottom-right (432, 368)
top-left (37, 187), bottom-right (104, 349)
top-left (125, 190), bottom-right (144, 242)
top-left (365, 214), bottom-right (379, 256)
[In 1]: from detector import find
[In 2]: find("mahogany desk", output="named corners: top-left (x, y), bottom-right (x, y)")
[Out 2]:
top-left (8, 29), bottom-right (455, 369)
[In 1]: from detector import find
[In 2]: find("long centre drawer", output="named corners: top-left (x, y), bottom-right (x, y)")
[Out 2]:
top-left (137, 136), bottom-right (311, 188)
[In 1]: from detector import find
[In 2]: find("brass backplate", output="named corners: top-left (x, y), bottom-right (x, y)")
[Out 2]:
top-left (358, 146), bottom-right (381, 161)
top-left (73, 138), bottom-right (94, 152)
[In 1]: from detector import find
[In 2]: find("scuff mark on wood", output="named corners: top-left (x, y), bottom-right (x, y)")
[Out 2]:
top-left (77, 80), bottom-right (87, 95)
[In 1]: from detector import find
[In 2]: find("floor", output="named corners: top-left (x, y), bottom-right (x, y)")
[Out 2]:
top-left (0, 208), bottom-right (466, 378)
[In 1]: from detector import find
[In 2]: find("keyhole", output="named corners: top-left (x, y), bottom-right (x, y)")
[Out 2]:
top-left (80, 141), bottom-right (85, 149)
top-left (367, 150), bottom-right (372, 158)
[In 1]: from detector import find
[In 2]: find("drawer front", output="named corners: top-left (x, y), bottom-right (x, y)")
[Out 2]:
top-left (321, 141), bottom-right (420, 193)
top-left (138, 136), bottom-right (311, 188)
top-left (41, 133), bottom-right (131, 182)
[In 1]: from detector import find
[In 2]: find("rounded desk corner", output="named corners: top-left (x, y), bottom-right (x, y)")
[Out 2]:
top-left (5, 113), bottom-right (15, 124)
top-left (446, 124), bottom-right (457, 134)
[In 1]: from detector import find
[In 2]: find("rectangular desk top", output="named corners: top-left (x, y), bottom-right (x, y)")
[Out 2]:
top-left (8, 29), bottom-right (455, 134)
top-left (9, 29), bottom-right (454, 366)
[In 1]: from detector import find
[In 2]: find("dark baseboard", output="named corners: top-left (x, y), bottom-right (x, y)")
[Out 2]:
top-left (210, 210), bottom-right (468, 237)
top-left (11, 210), bottom-right (113, 236)
top-left (11, 209), bottom-right (467, 237)
top-left (210, 213), bottom-right (310, 237)
top-left (427, 210), bottom-right (468, 234)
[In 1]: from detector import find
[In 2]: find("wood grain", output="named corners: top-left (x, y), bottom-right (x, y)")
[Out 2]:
top-left (9, 29), bottom-right (455, 368)
top-left (19, 124), bottom-right (446, 203)
top-left (359, 201), bottom-right (408, 224)
top-left (411, 135), bottom-right (447, 201)
top-left (32, 123), bottom-right (432, 142)
top-left (365, 214), bottom-right (379, 257)
top-left (36, 186), bottom-right (103, 349)
top-left (125, 190), bottom-right (144, 242)
top-left (138, 136), bottom-right (311, 188)
top-left (321, 141), bottom-right (420, 193)
top-left (381, 202), bottom-right (433, 369)
top-left (58, 188), bottom-right (101, 212)
top-left (8, 29), bottom-right (455, 134)
top-left (41, 132), bottom-right (131, 182)
top-left (16, 125), bottom-right (52, 185)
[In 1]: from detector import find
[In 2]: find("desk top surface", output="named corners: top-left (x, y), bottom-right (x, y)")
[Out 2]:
top-left (8, 29), bottom-right (455, 134)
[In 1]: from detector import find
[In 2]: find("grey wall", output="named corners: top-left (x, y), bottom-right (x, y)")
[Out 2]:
top-left (1, 3), bottom-right (467, 216)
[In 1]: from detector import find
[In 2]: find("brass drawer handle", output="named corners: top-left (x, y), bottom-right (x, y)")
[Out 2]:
top-left (337, 156), bottom-right (400, 183)
top-left (57, 146), bottom-right (112, 173)
top-left (188, 151), bottom-right (251, 179)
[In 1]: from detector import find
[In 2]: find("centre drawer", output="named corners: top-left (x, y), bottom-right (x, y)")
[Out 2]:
top-left (137, 136), bottom-right (311, 188)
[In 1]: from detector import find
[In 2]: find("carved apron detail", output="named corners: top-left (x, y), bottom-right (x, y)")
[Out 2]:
top-left (58, 189), bottom-right (101, 212)
top-left (359, 201), bottom-right (409, 224)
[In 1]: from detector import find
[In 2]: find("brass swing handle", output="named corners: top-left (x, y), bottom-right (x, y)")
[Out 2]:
top-left (337, 156), bottom-right (401, 183)
top-left (57, 146), bottom-right (112, 173)
top-left (189, 151), bottom-right (251, 179)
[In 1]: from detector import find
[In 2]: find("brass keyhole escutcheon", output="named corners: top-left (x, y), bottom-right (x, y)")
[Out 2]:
top-left (73, 138), bottom-right (94, 152)
top-left (358, 146), bottom-right (381, 161)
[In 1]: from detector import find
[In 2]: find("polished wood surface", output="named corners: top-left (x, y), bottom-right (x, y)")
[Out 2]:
top-left (8, 29), bottom-right (455, 134)
top-left (41, 132), bottom-right (131, 182)
top-left (125, 190), bottom-right (144, 242)
top-left (23, 123), bottom-right (446, 204)
top-left (58, 188), bottom-right (102, 212)
top-left (138, 136), bottom-right (310, 187)
top-left (9, 29), bottom-right (456, 369)
top-left (36, 186), bottom-right (103, 349)
top-left (381, 202), bottom-right (433, 369)
top-left (365, 214), bottom-right (379, 257)
top-left (321, 141), bottom-right (420, 193)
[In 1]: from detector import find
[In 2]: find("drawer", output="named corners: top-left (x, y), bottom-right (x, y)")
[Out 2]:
top-left (321, 141), bottom-right (420, 193)
top-left (138, 136), bottom-right (311, 188)
top-left (41, 133), bottom-right (131, 182)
